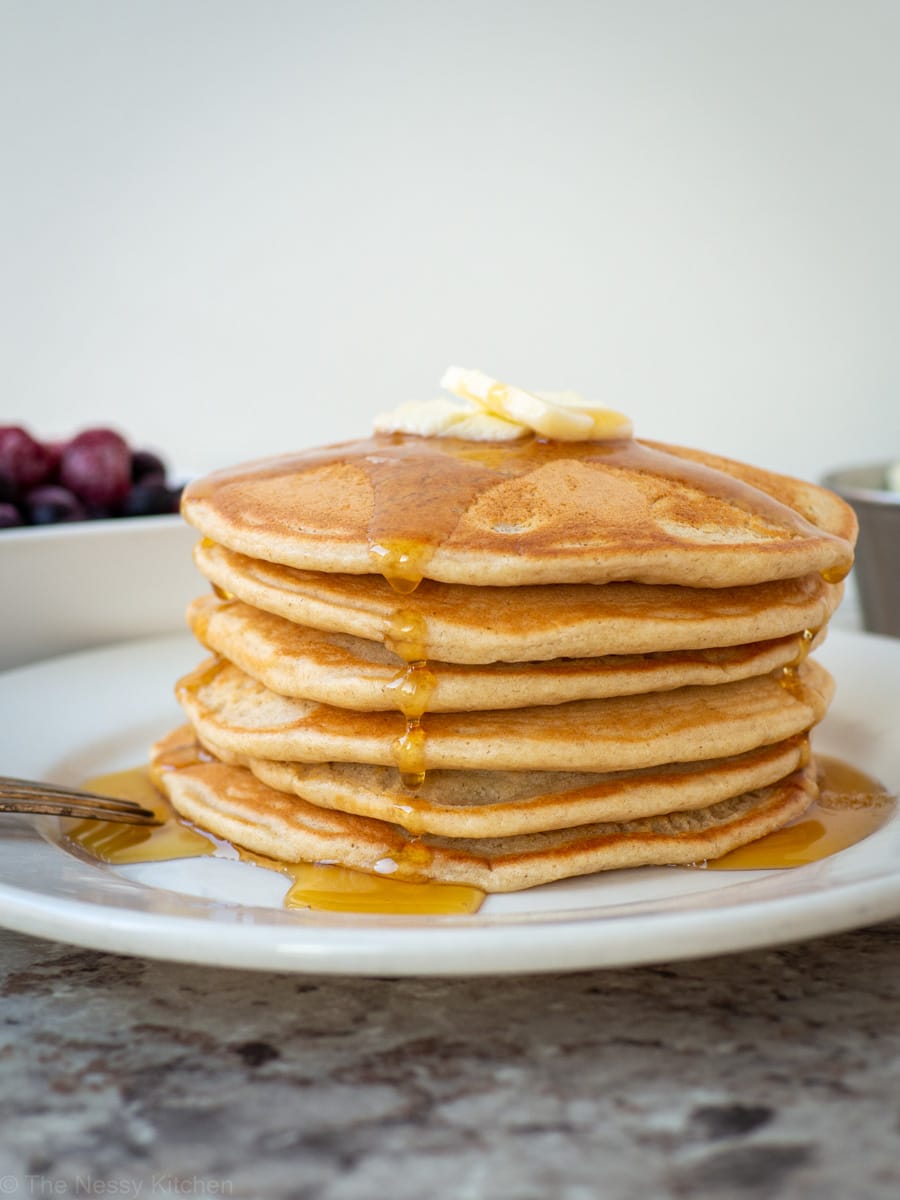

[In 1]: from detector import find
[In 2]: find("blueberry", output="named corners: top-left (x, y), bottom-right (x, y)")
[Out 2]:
top-left (121, 481), bottom-right (174, 517)
top-left (84, 502), bottom-right (116, 520)
top-left (0, 502), bottom-right (24, 529)
top-left (24, 485), bottom-right (87, 525)
top-left (131, 449), bottom-right (167, 484)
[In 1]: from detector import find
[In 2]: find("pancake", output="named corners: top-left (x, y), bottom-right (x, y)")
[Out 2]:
top-left (176, 656), bottom-right (833, 773)
top-left (181, 435), bottom-right (856, 588)
top-left (188, 594), bottom-right (827, 711)
top-left (193, 541), bottom-right (844, 664)
top-left (151, 728), bottom-right (819, 891)
top-left (233, 735), bottom-right (811, 838)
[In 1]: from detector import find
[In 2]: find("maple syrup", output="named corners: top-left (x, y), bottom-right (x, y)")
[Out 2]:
top-left (280, 863), bottom-right (478, 915)
top-left (392, 721), bottom-right (428, 789)
top-left (64, 768), bottom-right (217, 864)
top-left (246, 840), bottom-right (451, 913)
top-left (708, 755), bottom-right (895, 869)
top-left (778, 628), bottom-right (819, 701)
top-left (383, 607), bottom-right (438, 789)
top-left (384, 660), bottom-right (438, 719)
top-left (794, 627), bottom-right (817, 662)
top-left (821, 562), bottom-right (852, 585)
top-left (368, 540), bottom-right (428, 594)
top-left (64, 766), bottom-right (484, 916)
top-left (385, 608), bottom-right (429, 662)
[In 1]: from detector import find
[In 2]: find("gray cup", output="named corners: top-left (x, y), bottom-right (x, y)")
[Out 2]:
top-left (822, 463), bottom-right (900, 638)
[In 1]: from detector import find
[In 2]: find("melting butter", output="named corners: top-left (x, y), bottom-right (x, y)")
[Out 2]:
top-left (374, 367), bottom-right (633, 443)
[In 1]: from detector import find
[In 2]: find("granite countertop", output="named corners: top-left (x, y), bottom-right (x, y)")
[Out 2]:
top-left (0, 921), bottom-right (898, 1200)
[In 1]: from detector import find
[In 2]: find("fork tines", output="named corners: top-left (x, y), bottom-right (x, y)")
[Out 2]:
top-left (0, 775), bottom-right (160, 825)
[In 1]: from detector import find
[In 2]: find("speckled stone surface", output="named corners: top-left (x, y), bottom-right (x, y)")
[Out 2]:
top-left (0, 922), bottom-right (898, 1200)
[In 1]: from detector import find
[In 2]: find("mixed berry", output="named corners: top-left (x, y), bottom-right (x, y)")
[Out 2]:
top-left (0, 426), bottom-right (184, 530)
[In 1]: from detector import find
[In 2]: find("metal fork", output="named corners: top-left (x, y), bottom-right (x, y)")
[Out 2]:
top-left (0, 775), bottom-right (161, 825)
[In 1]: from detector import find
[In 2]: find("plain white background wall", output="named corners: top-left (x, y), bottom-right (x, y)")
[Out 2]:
top-left (2, 0), bottom-right (898, 482)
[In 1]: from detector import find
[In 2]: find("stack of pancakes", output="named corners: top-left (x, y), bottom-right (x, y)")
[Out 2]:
top-left (153, 432), bottom-right (856, 892)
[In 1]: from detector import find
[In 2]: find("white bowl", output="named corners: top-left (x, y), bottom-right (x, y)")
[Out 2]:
top-left (0, 514), bottom-right (201, 670)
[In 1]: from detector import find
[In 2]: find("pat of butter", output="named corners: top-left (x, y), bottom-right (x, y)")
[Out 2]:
top-left (373, 368), bottom-right (633, 443)
top-left (374, 398), bottom-right (524, 441)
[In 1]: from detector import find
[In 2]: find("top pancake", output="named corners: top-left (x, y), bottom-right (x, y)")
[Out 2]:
top-left (181, 434), bottom-right (856, 588)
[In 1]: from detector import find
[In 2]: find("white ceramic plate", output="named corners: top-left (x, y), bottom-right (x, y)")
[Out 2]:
top-left (0, 515), bottom-right (198, 670)
top-left (0, 630), bottom-right (898, 976)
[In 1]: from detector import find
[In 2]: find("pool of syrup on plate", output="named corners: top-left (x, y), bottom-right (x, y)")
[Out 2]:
top-left (706, 755), bottom-right (894, 870)
top-left (60, 754), bottom-right (895, 914)
top-left (64, 765), bottom-right (483, 916)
